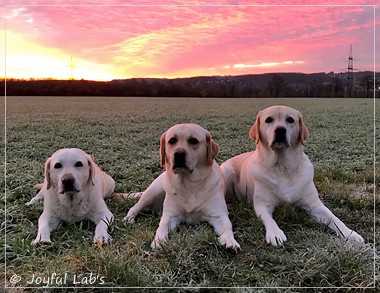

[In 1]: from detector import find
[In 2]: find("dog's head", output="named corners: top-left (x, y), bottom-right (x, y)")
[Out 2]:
top-left (249, 105), bottom-right (309, 150)
top-left (160, 124), bottom-right (219, 175)
top-left (44, 148), bottom-right (95, 197)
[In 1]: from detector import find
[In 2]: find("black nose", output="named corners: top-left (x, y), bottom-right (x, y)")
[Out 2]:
top-left (274, 127), bottom-right (287, 141)
top-left (62, 174), bottom-right (75, 192)
top-left (174, 150), bottom-right (186, 167)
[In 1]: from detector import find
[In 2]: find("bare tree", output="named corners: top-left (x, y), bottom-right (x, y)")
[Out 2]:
top-left (266, 74), bottom-right (286, 97)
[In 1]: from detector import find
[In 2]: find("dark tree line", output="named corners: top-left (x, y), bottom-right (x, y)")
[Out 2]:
top-left (2, 72), bottom-right (378, 98)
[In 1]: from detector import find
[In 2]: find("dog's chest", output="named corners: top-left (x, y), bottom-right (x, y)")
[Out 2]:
top-left (168, 186), bottom-right (210, 219)
top-left (170, 188), bottom-right (203, 214)
top-left (165, 174), bottom-right (221, 220)
top-left (274, 178), bottom-right (300, 204)
top-left (181, 195), bottom-right (205, 216)
top-left (259, 166), bottom-right (304, 204)
top-left (56, 198), bottom-right (91, 222)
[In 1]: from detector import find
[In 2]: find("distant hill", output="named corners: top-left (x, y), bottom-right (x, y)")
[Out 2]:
top-left (2, 71), bottom-right (378, 98)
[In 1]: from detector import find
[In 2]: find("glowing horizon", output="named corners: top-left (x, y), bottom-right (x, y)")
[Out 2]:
top-left (2, 1), bottom-right (377, 81)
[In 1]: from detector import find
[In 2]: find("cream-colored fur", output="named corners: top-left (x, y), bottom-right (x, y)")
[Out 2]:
top-left (27, 148), bottom-right (115, 245)
top-left (221, 106), bottom-right (364, 246)
top-left (125, 124), bottom-right (240, 251)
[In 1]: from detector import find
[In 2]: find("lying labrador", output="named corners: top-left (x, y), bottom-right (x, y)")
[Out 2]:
top-left (26, 148), bottom-right (115, 245)
top-left (221, 105), bottom-right (364, 246)
top-left (125, 123), bottom-right (240, 251)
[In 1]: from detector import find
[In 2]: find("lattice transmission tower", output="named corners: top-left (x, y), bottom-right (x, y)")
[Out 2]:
top-left (345, 44), bottom-right (354, 97)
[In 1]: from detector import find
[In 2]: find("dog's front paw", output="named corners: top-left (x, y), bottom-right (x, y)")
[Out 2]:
top-left (124, 208), bottom-right (138, 223)
top-left (93, 232), bottom-right (111, 244)
top-left (26, 198), bottom-right (39, 206)
top-left (218, 235), bottom-right (241, 252)
top-left (266, 227), bottom-right (287, 246)
top-left (32, 235), bottom-right (52, 245)
top-left (150, 237), bottom-right (167, 250)
top-left (346, 230), bottom-right (364, 243)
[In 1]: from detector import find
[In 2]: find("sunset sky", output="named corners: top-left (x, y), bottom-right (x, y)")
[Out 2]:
top-left (2, 0), bottom-right (378, 81)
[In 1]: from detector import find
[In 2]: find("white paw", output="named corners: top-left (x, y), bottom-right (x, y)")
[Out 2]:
top-left (218, 235), bottom-right (241, 251)
top-left (93, 233), bottom-right (111, 244)
top-left (124, 209), bottom-right (137, 223)
top-left (32, 236), bottom-right (52, 245)
top-left (346, 230), bottom-right (364, 243)
top-left (150, 237), bottom-right (167, 250)
top-left (26, 198), bottom-right (39, 206)
top-left (265, 227), bottom-right (287, 246)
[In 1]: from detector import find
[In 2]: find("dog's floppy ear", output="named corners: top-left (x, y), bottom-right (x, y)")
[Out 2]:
top-left (249, 110), bottom-right (261, 144)
top-left (206, 131), bottom-right (219, 164)
top-left (44, 157), bottom-right (52, 190)
top-left (159, 131), bottom-right (166, 167)
top-left (298, 112), bottom-right (309, 144)
top-left (87, 155), bottom-right (96, 185)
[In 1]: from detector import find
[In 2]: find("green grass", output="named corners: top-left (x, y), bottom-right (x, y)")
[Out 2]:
top-left (2, 96), bottom-right (378, 291)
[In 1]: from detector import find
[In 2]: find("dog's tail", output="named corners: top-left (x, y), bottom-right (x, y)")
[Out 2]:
top-left (34, 183), bottom-right (44, 190)
top-left (111, 192), bottom-right (143, 201)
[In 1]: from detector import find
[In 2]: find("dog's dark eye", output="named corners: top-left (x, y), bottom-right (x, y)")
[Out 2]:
top-left (265, 117), bottom-right (273, 124)
top-left (74, 161), bottom-right (83, 167)
top-left (188, 138), bottom-right (199, 145)
top-left (54, 162), bottom-right (62, 169)
top-left (286, 117), bottom-right (295, 124)
top-left (168, 137), bottom-right (177, 145)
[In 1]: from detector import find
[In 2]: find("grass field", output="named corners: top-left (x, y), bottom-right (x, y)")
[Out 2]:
top-left (2, 96), bottom-right (379, 291)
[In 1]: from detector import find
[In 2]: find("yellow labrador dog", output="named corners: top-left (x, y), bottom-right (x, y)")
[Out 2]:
top-left (125, 123), bottom-right (240, 251)
top-left (26, 148), bottom-right (115, 245)
top-left (221, 105), bottom-right (364, 246)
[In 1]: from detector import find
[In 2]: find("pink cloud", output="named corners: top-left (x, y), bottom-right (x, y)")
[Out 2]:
top-left (4, 1), bottom-right (377, 79)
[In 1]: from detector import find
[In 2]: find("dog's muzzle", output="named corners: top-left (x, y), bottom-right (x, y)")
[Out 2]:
top-left (173, 150), bottom-right (191, 173)
top-left (271, 127), bottom-right (289, 149)
top-left (61, 174), bottom-right (79, 194)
